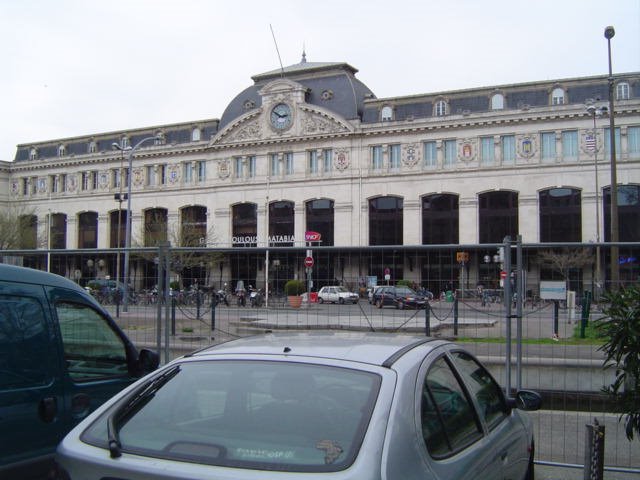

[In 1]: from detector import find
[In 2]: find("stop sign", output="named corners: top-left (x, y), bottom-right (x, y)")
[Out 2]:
top-left (304, 256), bottom-right (314, 268)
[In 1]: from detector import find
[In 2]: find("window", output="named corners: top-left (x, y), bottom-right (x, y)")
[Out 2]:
top-left (422, 194), bottom-right (459, 244)
top-left (389, 144), bottom-right (401, 169)
top-left (159, 165), bottom-right (166, 185)
top-left (284, 152), bottom-right (294, 175)
top-left (146, 166), bottom-right (156, 186)
top-left (232, 203), bottom-right (258, 247)
top-left (369, 196), bottom-right (403, 246)
top-left (629, 126), bottom-right (640, 157)
top-left (421, 141), bottom-right (436, 169)
top-left (491, 93), bottom-right (505, 110)
top-left (372, 146), bottom-right (383, 170)
top-left (478, 191), bottom-right (518, 243)
top-left (435, 100), bottom-right (447, 116)
top-left (183, 162), bottom-right (193, 183)
top-left (541, 132), bottom-right (556, 162)
top-left (480, 137), bottom-right (494, 165)
top-left (234, 157), bottom-right (244, 179)
top-left (381, 105), bottom-right (393, 121)
top-left (450, 351), bottom-right (508, 431)
top-left (539, 188), bottom-right (582, 242)
top-left (56, 302), bottom-right (128, 381)
top-left (58, 144), bottom-right (66, 157)
top-left (197, 161), bottom-right (206, 182)
top-left (270, 154), bottom-right (280, 176)
top-left (154, 133), bottom-right (165, 146)
top-left (444, 140), bottom-right (456, 168)
top-left (121, 137), bottom-right (130, 148)
top-left (551, 88), bottom-right (565, 105)
top-left (192, 127), bottom-right (201, 141)
top-left (110, 210), bottom-right (126, 248)
top-left (144, 208), bottom-right (168, 246)
top-left (323, 149), bottom-right (333, 173)
top-left (604, 127), bottom-right (621, 159)
top-left (22, 178), bottom-right (28, 195)
top-left (29, 148), bottom-right (37, 160)
top-left (60, 174), bottom-right (67, 193)
top-left (81, 172), bottom-right (90, 191)
top-left (616, 82), bottom-right (630, 100)
top-left (91, 171), bottom-right (98, 190)
top-left (269, 201), bottom-right (294, 247)
top-left (308, 150), bottom-right (319, 174)
top-left (181, 206), bottom-right (207, 247)
top-left (562, 130), bottom-right (578, 159)
top-left (88, 141), bottom-right (97, 154)
top-left (306, 199), bottom-right (334, 246)
top-left (420, 356), bottom-right (483, 457)
top-left (247, 155), bottom-right (256, 178)
top-left (78, 212), bottom-right (98, 248)
top-left (501, 135), bottom-right (515, 165)
top-left (112, 169), bottom-right (122, 189)
top-left (50, 213), bottom-right (67, 249)
top-left (30, 177), bottom-right (37, 195)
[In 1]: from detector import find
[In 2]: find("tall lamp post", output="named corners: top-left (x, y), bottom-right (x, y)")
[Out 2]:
top-left (586, 103), bottom-right (608, 294)
top-left (113, 136), bottom-right (160, 312)
top-left (605, 25), bottom-right (619, 288)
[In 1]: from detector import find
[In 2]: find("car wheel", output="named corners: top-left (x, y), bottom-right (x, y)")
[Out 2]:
top-left (318, 297), bottom-right (324, 304)
top-left (339, 298), bottom-right (344, 305)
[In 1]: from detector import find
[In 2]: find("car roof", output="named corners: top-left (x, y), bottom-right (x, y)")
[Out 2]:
top-left (191, 331), bottom-right (444, 367)
top-left (0, 263), bottom-right (86, 293)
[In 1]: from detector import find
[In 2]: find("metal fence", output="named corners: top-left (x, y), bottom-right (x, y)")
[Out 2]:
top-left (2, 241), bottom-right (639, 471)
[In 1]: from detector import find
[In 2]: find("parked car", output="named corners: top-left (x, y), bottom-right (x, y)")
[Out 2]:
top-left (317, 286), bottom-right (359, 304)
top-left (0, 264), bottom-right (159, 480)
top-left (55, 332), bottom-right (541, 480)
top-left (372, 285), bottom-right (430, 309)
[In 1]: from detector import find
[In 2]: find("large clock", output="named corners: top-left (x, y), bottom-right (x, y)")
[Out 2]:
top-left (270, 103), bottom-right (292, 130)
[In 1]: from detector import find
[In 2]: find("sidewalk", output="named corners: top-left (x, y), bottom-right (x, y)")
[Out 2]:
top-left (536, 464), bottom-right (640, 479)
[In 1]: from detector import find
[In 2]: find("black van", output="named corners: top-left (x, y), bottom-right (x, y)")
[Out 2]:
top-left (0, 264), bottom-right (158, 479)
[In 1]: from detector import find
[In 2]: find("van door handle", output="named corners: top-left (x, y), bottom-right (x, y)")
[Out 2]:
top-left (38, 397), bottom-right (57, 423)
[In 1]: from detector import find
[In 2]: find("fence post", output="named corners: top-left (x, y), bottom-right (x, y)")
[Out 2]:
top-left (171, 297), bottom-right (176, 336)
top-left (211, 294), bottom-right (217, 339)
top-left (453, 297), bottom-right (459, 336)
top-left (553, 300), bottom-right (559, 338)
top-left (584, 418), bottom-right (605, 480)
top-left (424, 303), bottom-right (431, 336)
top-left (580, 291), bottom-right (592, 339)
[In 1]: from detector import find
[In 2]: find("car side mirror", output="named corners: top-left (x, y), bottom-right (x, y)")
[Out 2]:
top-left (509, 389), bottom-right (542, 411)
top-left (137, 349), bottom-right (160, 375)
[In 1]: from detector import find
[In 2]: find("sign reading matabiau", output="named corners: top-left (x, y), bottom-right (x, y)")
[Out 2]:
top-left (539, 281), bottom-right (567, 300)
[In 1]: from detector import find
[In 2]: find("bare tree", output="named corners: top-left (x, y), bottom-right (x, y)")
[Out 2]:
top-left (0, 204), bottom-right (40, 250)
top-left (537, 247), bottom-right (594, 280)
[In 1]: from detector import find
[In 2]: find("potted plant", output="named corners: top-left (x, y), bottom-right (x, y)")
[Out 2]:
top-left (284, 279), bottom-right (306, 308)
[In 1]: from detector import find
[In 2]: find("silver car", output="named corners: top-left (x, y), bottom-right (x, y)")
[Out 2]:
top-left (55, 332), bottom-right (541, 480)
top-left (317, 286), bottom-right (359, 304)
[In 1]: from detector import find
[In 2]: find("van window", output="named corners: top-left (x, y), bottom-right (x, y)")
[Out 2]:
top-left (0, 295), bottom-right (51, 389)
top-left (56, 302), bottom-right (129, 381)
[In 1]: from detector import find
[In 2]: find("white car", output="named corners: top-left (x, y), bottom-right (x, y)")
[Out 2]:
top-left (317, 286), bottom-right (359, 304)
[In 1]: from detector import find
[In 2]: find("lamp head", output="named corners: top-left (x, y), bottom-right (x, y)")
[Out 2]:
top-left (112, 142), bottom-right (122, 150)
top-left (586, 105), bottom-right (596, 115)
top-left (604, 26), bottom-right (615, 40)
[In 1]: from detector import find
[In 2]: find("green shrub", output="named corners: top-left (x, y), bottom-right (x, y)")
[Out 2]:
top-left (170, 280), bottom-right (180, 291)
top-left (397, 279), bottom-right (411, 287)
top-left (284, 279), bottom-right (305, 296)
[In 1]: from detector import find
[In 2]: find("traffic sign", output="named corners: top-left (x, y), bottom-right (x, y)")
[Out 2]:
top-left (304, 256), bottom-right (314, 268)
top-left (500, 271), bottom-right (507, 279)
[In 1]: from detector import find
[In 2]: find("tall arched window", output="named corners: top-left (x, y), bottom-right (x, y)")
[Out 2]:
top-left (78, 212), bottom-right (98, 249)
top-left (478, 191), bottom-right (518, 243)
top-left (50, 213), bottom-right (67, 249)
top-left (269, 201), bottom-right (295, 247)
top-left (616, 82), bottom-right (630, 100)
top-left (604, 185), bottom-right (640, 242)
top-left (110, 210), bottom-right (127, 248)
top-left (181, 206), bottom-right (207, 246)
top-left (539, 188), bottom-right (581, 242)
top-left (551, 88), bottom-right (565, 105)
top-left (434, 100), bottom-right (447, 117)
top-left (144, 208), bottom-right (168, 246)
top-left (232, 203), bottom-right (257, 247)
top-left (18, 214), bottom-right (38, 249)
top-left (381, 106), bottom-right (393, 121)
top-left (305, 199), bottom-right (334, 246)
top-left (422, 194), bottom-right (459, 244)
top-left (491, 93), bottom-right (505, 110)
top-left (369, 196), bottom-right (403, 245)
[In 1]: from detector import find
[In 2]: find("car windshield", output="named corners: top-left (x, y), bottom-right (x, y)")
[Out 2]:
top-left (336, 287), bottom-right (349, 293)
top-left (395, 287), bottom-right (416, 295)
top-left (81, 360), bottom-right (381, 472)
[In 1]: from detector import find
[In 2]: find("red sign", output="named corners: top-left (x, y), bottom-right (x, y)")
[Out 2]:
top-left (304, 256), bottom-right (314, 268)
top-left (500, 271), bottom-right (507, 279)
top-left (305, 231), bottom-right (322, 242)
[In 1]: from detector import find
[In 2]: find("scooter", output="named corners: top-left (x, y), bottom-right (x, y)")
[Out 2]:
top-left (236, 289), bottom-right (246, 306)
top-left (216, 289), bottom-right (229, 306)
top-left (249, 288), bottom-right (263, 307)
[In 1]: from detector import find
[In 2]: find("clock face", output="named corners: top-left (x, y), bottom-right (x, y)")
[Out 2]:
top-left (270, 103), bottom-right (292, 130)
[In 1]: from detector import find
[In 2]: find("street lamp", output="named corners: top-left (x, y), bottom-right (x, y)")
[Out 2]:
top-left (586, 103), bottom-right (608, 292)
top-left (112, 135), bottom-right (160, 311)
top-left (605, 25), bottom-right (619, 288)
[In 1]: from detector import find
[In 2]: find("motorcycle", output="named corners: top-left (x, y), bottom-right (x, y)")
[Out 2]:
top-left (236, 288), bottom-right (246, 306)
top-left (249, 287), bottom-right (263, 307)
top-left (216, 289), bottom-right (229, 306)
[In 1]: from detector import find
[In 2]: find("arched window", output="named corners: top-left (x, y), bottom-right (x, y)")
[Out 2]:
top-left (78, 212), bottom-right (98, 249)
top-left (88, 141), bottom-right (97, 153)
top-left (181, 206), bottom-right (207, 246)
top-left (29, 148), bottom-right (38, 160)
top-left (50, 213), bottom-right (67, 249)
top-left (434, 100), bottom-right (447, 117)
top-left (539, 188), bottom-right (581, 242)
top-left (144, 208), bottom-right (168, 246)
top-left (478, 191), bottom-right (518, 243)
top-left (109, 210), bottom-right (127, 248)
top-left (616, 82), bottom-right (630, 100)
top-left (18, 215), bottom-right (38, 249)
top-left (604, 185), bottom-right (640, 242)
top-left (491, 93), bottom-right (505, 110)
top-left (269, 201), bottom-right (295, 247)
top-left (551, 88), bottom-right (565, 105)
top-left (381, 105), bottom-right (393, 121)
top-left (369, 196), bottom-right (403, 245)
top-left (192, 127), bottom-right (202, 142)
top-left (58, 145), bottom-right (66, 157)
top-left (232, 203), bottom-right (258, 247)
top-left (422, 194), bottom-right (459, 244)
top-left (306, 199), bottom-right (334, 246)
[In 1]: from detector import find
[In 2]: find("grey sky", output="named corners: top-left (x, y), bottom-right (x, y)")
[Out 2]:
top-left (1, 0), bottom-right (638, 161)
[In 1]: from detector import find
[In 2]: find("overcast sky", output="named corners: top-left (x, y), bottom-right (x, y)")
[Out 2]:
top-left (1, 0), bottom-right (638, 161)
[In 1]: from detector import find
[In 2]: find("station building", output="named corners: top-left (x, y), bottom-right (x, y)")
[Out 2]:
top-left (1, 56), bottom-right (639, 294)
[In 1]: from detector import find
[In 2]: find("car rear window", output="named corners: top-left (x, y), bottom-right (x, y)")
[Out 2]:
top-left (82, 360), bottom-right (381, 472)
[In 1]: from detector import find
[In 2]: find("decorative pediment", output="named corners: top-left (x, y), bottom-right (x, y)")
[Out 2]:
top-left (210, 109), bottom-right (264, 146)
top-left (298, 105), bottom-right (353, 136)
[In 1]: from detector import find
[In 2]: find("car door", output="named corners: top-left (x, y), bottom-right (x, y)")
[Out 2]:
top-left (46, 286), bottom-right (138, 436)
top-left (449, 350), bottom-right (530, 480)
top-left (0, 281), bottom-right (65, 470)
top-left (416, 351), bottom-right (503, 479)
